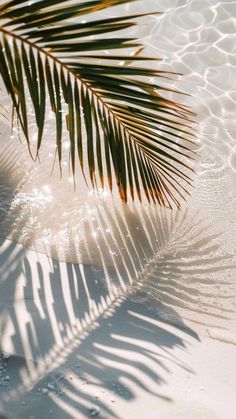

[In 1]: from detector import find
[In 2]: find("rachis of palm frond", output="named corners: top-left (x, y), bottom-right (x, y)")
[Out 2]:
top-left (0, 0), bottom-right (196, 208)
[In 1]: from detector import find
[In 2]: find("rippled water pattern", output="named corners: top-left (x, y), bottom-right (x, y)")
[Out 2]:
top-left (0, 0), bottom-right (235, 268)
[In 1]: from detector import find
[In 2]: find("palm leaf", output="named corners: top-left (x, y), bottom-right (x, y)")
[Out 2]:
top-left (0, 0), bottom-right (196, 208)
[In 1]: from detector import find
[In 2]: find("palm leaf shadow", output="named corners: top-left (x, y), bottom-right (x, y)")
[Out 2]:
top-left (0, 203), bottom-right (235, 418)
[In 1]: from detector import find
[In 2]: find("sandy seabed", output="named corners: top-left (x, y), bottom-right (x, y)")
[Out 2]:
top-left (0, 0), bottom-right (236, 418)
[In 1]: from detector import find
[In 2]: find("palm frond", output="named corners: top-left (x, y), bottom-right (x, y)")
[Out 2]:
top-left (0, 0), bottom-right (196, 208)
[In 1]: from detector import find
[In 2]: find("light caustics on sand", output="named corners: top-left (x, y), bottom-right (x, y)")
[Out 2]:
top-left (0, 0), bottom-right (236, 270)
top-left (0, 113), bottom-right (186, 271)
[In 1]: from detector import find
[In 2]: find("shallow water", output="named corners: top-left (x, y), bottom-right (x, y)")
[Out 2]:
top-left (0, 0), bottom-right (236, 270)
top-left (0, 3), bottom-right (236, 417)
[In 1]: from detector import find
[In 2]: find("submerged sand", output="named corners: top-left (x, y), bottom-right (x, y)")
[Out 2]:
top-left (0, 0), bottom-right (236, 418)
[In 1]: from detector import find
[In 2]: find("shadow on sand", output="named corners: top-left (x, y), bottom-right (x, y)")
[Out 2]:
top-left (0, 199), bottom-right (235, 419)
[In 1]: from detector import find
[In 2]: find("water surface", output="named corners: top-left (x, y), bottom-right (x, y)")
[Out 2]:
top-left (0, 0), bottom-right (235, 270)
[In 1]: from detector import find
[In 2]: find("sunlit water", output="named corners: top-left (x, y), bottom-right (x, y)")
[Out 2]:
top-left (0, 0), bottom-right (235, 271)
top-left (0, 3), bottom-right (236, 415)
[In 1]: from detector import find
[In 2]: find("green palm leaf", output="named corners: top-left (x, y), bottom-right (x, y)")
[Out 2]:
top-left (0, 0), bottom-right (196, 208)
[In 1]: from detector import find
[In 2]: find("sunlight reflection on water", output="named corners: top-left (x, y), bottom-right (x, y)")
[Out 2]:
top-left (0, 0), bottom-right (236, 268)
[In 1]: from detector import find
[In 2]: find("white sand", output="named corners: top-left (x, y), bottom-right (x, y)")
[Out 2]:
top-left (0, 0), bottom-right (236, 418)
top-left (0, 233), bottom-right (236, 419)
